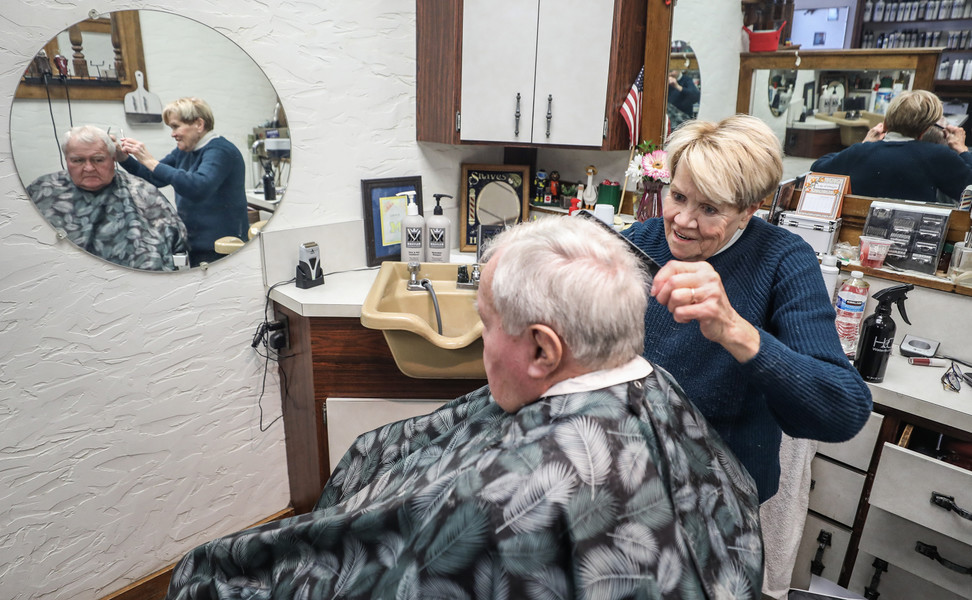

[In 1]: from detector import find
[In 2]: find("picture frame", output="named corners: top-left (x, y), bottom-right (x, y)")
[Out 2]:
top-left (459, 164), bottom-right (530, 252)
top-left (360, 176), bottom-right (423, 267)
top-left (796, 172), bottom-right (850, 220)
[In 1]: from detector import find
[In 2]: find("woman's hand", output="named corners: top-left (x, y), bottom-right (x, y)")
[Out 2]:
top-left (863, 122), bottom-right (886, 143)
top-left (110, 134), bottom-right (129, 162)
top-left (119, 138), bottom-right (160, 171)
top-left (946, 124), bottom-right (969, 153)
top-left (650, 260), bottom-right (761, 363)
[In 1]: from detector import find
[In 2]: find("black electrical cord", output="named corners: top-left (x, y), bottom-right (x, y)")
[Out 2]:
top-left (252, 267), bottom-right (379, 431)
top-left (43, 76), bottom-right (64, 170)
top-left (61, 77), bottom-right (74, 127)
top-left (252, 277), bottom-right (296, 431)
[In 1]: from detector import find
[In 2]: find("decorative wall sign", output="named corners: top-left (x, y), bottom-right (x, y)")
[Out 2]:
top-left (459, 164), bottom-right (530, 252)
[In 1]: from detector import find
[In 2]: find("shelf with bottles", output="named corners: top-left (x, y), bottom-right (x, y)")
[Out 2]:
top-left (862, 0), bottom-right (972, 25)
top-left (859, 28), bottom-right (972, 48)
top-left (934, 53), bottom-right (972, 79)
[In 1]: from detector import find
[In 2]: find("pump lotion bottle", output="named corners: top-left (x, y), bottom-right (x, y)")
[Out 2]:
top-left (426, 193), bottom-right (452, 263)
top-left (399, 191), bottom-right (425, 262)
top-left (854, 283), bottom-right (914, 383)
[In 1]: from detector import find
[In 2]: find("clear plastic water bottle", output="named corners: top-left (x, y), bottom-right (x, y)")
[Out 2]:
top-left (835, 271), bottom-right (870, 357)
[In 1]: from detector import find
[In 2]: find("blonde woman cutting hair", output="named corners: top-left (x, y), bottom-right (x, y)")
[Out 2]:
top-left (117, 97), bottom-right (248, 266)
top-left (623, 114), bottom-right (872, 503)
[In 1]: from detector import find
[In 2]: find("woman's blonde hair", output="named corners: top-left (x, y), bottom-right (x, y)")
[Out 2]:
top-left (665, 114), bottom-right (783, 211)
top-left (162, 97), bottom-right (215, 131)
top-left (883, 90), bottom-right (943, 139)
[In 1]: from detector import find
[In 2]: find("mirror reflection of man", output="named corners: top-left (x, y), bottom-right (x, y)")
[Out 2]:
top-left (667, 69), bottom-right (700, 128)
top-left (26, 125), bottom-right (189, 271)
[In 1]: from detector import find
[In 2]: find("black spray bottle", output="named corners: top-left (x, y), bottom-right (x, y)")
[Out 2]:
top-left (854, 283), bottom-right (914, 383)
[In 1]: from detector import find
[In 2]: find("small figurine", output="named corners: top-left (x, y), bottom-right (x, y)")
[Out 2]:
top-left (549, 170), bottom-right (561, 204)
top-left (583, 166), bottom-right (598, 209)
top-left (533, 169), bottom-right (548, 204)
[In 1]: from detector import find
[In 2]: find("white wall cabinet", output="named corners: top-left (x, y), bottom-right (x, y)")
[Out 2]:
top-left (459, 0), bottom-right (614, 146)
top-left (416, 0), bottom-right (651, 150)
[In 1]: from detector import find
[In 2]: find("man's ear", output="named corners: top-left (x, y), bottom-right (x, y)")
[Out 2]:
top-left (526, 324), bottom-right (563, 378)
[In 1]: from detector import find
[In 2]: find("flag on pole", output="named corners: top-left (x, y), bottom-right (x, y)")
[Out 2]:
top-left (620, 66), bottom-right (644, 147)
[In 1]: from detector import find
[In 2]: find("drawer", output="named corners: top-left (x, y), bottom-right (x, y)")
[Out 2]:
top-left (817, 411), bottom-right (883, 471)
top-left (847, 548), bottom-right (968, 600)
top-left (790, 512), bottom-right (852, 591)
top-left (808, 455), bottom-right (866, 527)
top-left (326, 398), bottom-right (446, 472)
top-left (859, 506), bottom-right (972, 599)
top-left (870, 443), bottom-right (972, 546)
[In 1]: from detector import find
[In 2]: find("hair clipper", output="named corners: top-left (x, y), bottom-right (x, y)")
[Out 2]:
top-left (296, 242), bottom-right (324, 289)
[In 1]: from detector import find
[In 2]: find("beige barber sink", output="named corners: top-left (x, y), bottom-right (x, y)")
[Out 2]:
top-left (360, 261), bottom-right (484, 379)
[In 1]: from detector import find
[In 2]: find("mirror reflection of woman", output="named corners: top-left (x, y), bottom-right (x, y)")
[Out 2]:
top-left (117, 97), bottom-right (248, 266)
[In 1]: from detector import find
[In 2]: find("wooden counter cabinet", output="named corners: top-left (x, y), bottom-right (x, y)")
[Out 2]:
top-left (273, 304), bottom-right (486, 514)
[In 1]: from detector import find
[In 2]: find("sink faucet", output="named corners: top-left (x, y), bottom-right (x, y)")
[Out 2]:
top-left (457, 263), bottom-right (481, 290)
top-left (407, 261), bottom-right (425, 291)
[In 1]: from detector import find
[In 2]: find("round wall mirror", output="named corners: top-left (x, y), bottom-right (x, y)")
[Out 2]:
top-left (667, 40), bottom-right (701, 130)
top-left (11, 9), bottom-right (289, 271)
top-left (768, 69), bottom-right (799, 118)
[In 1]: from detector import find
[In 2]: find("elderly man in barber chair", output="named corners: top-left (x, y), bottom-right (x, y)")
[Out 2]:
top-left (26, 125), bottom-right (188, 271)
top-left (163, 216), bottom-right (764, 600)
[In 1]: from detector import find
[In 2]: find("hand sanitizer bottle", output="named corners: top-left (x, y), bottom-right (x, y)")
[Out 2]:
top-left (399, 191), bottom-right (425, 262)
top-left (426, 193), bottom-right (452, 263)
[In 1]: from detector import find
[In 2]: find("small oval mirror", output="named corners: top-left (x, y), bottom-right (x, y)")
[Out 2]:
top-left (11, 9), bottom-right (289, 272)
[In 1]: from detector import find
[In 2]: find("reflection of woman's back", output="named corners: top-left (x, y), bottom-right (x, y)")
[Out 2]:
top-left (118, 97), bottom-right (248, 266)
top-left (810, 89), bottom-right (972, 205)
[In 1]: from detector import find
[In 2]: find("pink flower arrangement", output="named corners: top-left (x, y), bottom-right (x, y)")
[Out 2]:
top-left (642, 149), bottom-right (670, 183)
top-left (625, 140), bottom-right (670, 186)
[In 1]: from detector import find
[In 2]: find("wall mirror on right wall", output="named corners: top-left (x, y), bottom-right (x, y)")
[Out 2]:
top-left (11, 9), bottom-right (290, 272)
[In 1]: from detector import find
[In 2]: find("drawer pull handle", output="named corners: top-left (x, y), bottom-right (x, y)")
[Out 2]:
top-left (931, 491), bottom-right (972, 520)
top-left (810, 529), bottom-right (832, 576)
top-left (915, 541), bottom-right (972, 575)
top-left (863, 558), bottom-right (888, 600)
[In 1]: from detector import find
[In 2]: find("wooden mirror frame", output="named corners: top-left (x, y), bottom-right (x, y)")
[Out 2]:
top-left (15, 11), bottom-right (147, 102)
top-left (735, 48), bottom-right (941, 114)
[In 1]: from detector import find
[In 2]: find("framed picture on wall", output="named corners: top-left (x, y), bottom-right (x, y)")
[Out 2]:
top-left (360, 176), bottom-right (423, 266)
top-left (459, 164), bottom-right (530, 252)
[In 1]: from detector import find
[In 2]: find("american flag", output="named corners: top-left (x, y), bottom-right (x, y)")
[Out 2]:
top-left (620, 66), bottom-right (644, 147)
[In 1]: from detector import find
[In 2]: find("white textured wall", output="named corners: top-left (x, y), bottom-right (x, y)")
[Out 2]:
top-left (0, 1), bottom-right (495, 598)
top-left (672, 0), bottom-right (743, 123)
top-left (0, 1), bottom-right (745, 598)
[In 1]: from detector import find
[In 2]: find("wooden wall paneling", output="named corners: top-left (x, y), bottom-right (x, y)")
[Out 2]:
top-left (416, 0), bottom-right (462, 144)
top-left (642, 0), bottom-right (673, 148)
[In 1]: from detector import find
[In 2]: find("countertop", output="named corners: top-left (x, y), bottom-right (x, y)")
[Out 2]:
top-left (270, 253), bottom-right (476, 318)
top-left (869, 351), bottom-right (972, 434)
top-left (270, 269), bottom-right (971, 434)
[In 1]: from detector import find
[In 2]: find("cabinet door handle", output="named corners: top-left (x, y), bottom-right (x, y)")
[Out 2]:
top-left (546, 94), bottom-right (553, 138)
top-left (931, 491), bottom-right (972, 520)
top-left (863, 558), bottom-right (888, 600)
top-left (514, 93), bottom-right (521, 137)
top-left (810, 529), bottom-right (832, 576)
top-left (915, 541), bottom-right (972, 575)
